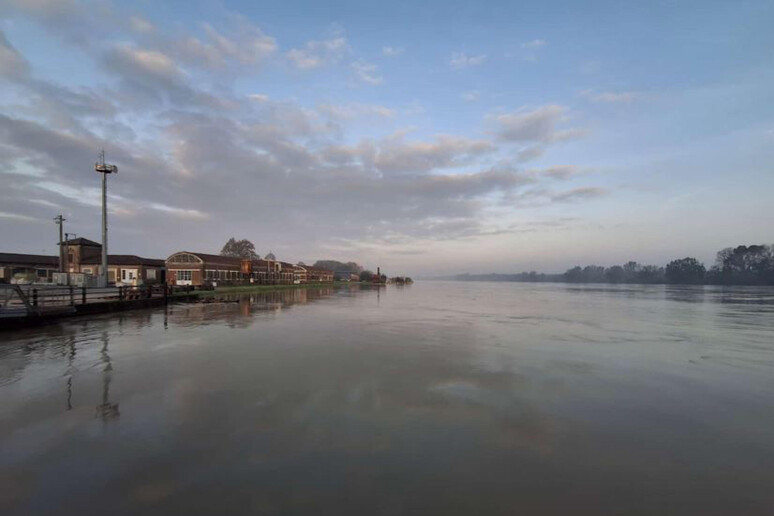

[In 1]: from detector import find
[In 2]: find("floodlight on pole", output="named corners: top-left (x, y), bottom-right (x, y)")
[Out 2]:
top-left (95, 151), bottom-right (117, 287)
top-left (54, 214), bottom-right (65, 273)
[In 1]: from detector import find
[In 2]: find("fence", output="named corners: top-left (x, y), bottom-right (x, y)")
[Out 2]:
top-left (0, 284), bottom-right (194, 318)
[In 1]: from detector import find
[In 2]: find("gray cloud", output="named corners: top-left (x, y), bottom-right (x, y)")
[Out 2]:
top-left (551, 187), bottom-right (607, 203)
top-left (0, 13), bottom-right (607, 266)
top-left (0, 30), bottom-right (29, 79)
top-left (489, 105), bottom-right (586, 143)
top-left (529, 166), bottom-right (580, 180)
top-left (171, 18), bottom-right (278, 70)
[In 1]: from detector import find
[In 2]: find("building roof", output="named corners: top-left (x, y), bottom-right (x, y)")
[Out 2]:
top-left (166, 251), bottom-right (244, 266)
top-left (0, 253), bottom-right (59, 267)
top-left (60, 237), bottom-right (102, 247)
top-left (80, 255), bottom-right (165, 267)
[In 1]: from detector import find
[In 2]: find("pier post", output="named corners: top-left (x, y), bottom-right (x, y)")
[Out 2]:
top-left (70, 286), bottom-right (74, 306)
top-left (32, 289), bottom-right (38, 307)
top-left (82, 287), bottom-right (87, 305)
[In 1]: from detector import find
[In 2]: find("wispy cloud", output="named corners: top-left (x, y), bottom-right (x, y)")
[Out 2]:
top-left (129, 15), bottom-right (154, 33)
top-left (287, 34), bottom-right (348, 69)
top-left (382, 46), bottom-right (404, 56)
top-left (521, 39), bottom-right (546, 49)
top-left (148, 203), bottom-right (208, 220)
top-left (488, 105), bottom-right (586, 143)
top-left (461, 91), bottom-right (480, 102)
top-left (0, 211), bottom-right (36, 222)
top-left (552, 187), bottom-right (607, 202)
top-left (449, 52), bottom-right (487, 69)
top-left (579, 89), bottom-right (641, 103)
top-left (318, 103), bottom-right (395, 120)
top-left (351, 60), bottom-right (383, 84)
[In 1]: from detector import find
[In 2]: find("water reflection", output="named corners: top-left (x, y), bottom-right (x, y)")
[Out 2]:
top-left (1, 283), bottom-right (773, 515)
top-left (94, 331), bottom-right (119, 422)
top-left (65, 335), bottom-right (75, 411)
top-left (165, 287), bottom-right (336, 328)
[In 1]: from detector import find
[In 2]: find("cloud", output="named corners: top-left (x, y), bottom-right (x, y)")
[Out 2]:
top-left (368, 134), bottom-right (496, 175)
top-left (287, 34), bottom-right (348, 69)
top-left (175, 19), bottom-right (277, 70)
top-left (351, 60), bottom-right (383, 84)
top-left (0, 30), bottom-right (30, 79)
top-left (449, 52), bottom-right (487, 69)
top-left (489, 105), bottom-right (586, 143)
top-left (317, 103), bottom-right (395, 120)
top-left (517, 39), bottom-right (547, 62)
top-left (461, 91), bottom-right (480, 102)
top-left (521, 39), bottom-right (546, 49)
top-left (148, 203), bottom-right (208, 220)
top-left (108, 44), bottom-right (183, 81)
top-left (551, 187), bottom-right (607, 202)
top-left (516, 146), bottom-right (544, 163)
top-left (129, 15), bottom-right (154, 33)
top-left (0, 9), bottom-right (611, 265)
top-left (580, 89), bottom-right (641, 103)
top-left (382, 46), bottom-right (404, 56)
top-left (0, 211), bottom-right (37, 222)
top-left (529, 166), bottom-right (580, 180)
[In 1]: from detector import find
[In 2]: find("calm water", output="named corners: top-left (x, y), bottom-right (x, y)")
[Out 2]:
top-left (1, 282), bottom-right (774, 515)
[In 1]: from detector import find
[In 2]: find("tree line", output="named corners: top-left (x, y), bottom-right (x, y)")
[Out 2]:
top-left (455, 244), bottom-right (774, 286)
top-left (562, 245), bottom-right (774, 285)
top-left (219, 237), bottom-right (380, 280)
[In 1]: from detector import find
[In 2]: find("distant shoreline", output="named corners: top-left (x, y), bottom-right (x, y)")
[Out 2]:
top-left (426, 276), bottom-right (774, 287)
top-left (193, 282), bottom-right (375, 297)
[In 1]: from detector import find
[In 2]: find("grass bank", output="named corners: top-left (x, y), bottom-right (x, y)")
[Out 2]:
top-left (190, 282), bottom-right (362, 297)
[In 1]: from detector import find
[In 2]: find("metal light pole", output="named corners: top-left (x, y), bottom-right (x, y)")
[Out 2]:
top-left (54, 215), bottom-right (65, 273)
top-left (95, 151), bottom-right (117, 287)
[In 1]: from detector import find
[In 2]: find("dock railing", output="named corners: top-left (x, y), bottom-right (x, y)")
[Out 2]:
top-left (0, 284), bottom-right (194, 318)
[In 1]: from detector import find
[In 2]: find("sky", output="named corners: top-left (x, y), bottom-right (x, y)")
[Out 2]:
top-left (0, 0), bottom-right (772, 276)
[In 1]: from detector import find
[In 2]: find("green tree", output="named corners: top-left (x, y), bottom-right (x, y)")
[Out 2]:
top-left (605, 265), bottom-right (625, 283)
top-left (713, 245), bottom-right (772, 285)
top-left (313, 260), bottom-right (363, 273)
top-left (637, 265), bottom-right (665, 284)
top-left (220, 237), bottom-right (258, 260)
top-left (622, 261), bottom-right (641, 282)
top-left (665, 257), bottom-right (706, 284)
top-left (564, 266), bottom-right (583, 283)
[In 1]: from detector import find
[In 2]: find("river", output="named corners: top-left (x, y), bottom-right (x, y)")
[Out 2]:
top-left (1, 282), bottom-right (773, 515)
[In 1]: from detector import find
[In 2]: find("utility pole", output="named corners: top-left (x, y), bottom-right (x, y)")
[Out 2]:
top-left (54, 215), bottom-right (65, 273)
top-left (95, 151), bottom-right (118, 287)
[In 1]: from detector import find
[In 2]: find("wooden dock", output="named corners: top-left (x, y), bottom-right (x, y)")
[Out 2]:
top-left (0, 284), bottom-right (196, 329)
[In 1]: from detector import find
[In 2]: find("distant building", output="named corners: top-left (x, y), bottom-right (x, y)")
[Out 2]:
top-left (0, 238), bottom-right (164, 285)
top-left (306, 267), bottom-right (335, 283)
top-left (0, 253), bottom-right (59, 283)
top-left (165, 251), bottom-right (333, 287)
top-left (61, 238), bottom-right (164, 285)
top-left (165, 252), bottom-right (243, 286)
top-left (333, 270), bottom-right (360, 282)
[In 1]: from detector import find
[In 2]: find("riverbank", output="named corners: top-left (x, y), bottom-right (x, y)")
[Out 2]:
top-left (193, 281), bottom-right (366, 297)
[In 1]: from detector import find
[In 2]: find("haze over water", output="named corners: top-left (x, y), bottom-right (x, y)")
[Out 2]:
top-left (2, 282), bottom-right (774, 515)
